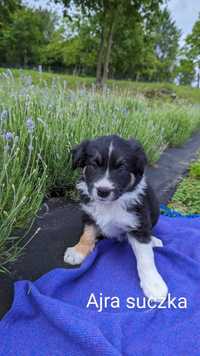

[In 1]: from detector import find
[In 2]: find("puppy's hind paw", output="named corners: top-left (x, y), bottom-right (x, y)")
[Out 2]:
top-left (64, 247), bottom-right (85, 265)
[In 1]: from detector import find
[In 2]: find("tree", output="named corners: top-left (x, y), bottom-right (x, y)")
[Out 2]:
top-left (0, 0), bottom-right (21, 28)
top-left (183, 14), bottom-right (200, 87)
top-left (53, 0), bottom-right (165, 86)
top-left (151, 7), bottom-right (181, 82)
top-left (42, 28), bottom-right (66, 69)
top-left (0, 0), bottom-right (22, 64)
top-left (108, 15), bottom-right (157, 81)
top-left (176, 58), bottom-right (196, 86)
top-left (0, 7), bottom-right (57, 66)
top-left (61, 16), bottom-right (99, 75)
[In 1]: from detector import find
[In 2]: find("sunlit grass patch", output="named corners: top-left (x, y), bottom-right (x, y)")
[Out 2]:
top-left (169, 155), bottom-right (200, 215)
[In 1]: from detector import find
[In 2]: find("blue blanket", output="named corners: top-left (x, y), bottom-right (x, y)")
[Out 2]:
top-left (1, 214), bottom-right (200, 356)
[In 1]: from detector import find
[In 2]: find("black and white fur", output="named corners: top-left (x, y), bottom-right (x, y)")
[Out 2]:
top-left (64, 135), bottom-right (168, 301)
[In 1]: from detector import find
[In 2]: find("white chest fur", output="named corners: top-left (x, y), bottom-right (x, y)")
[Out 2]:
top-left (82, 199), bottom-right (138, 239)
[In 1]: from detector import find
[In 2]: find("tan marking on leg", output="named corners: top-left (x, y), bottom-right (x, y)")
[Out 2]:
top-left (74, 224), bottom-right (97, 257)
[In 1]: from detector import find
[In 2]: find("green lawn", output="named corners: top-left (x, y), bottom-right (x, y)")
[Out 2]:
top-left (0, 68), bottom-right (200, 271)
top-left (1, 67), bottom-right (200, 104)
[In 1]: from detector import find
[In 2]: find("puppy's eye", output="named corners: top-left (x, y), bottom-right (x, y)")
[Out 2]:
top-left (90, 160), bottom-right (101, 168)
top-left (114, 161), bottom-right (125, 170)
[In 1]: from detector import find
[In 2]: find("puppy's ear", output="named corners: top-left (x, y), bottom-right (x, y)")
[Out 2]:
top-left (128, 138), bottom-right (147, 177)
top-left (71, 140), bottom-right (89, 169)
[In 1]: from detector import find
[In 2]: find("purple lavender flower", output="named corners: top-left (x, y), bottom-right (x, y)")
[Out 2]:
top-left (4, 144), bottom-right (10, 152)
top-left (28, 143), bottom-right (33, 152)
top-left (37, 117), bottom-right (47, 128)
top-left (3, 132), bottom-right (14, 141)
top-left (26, 118), bottom-right (35, 133)
top-left (121, 108), bottom-right (129, 116)
top-left (1, 110), bottom-right (9, 121)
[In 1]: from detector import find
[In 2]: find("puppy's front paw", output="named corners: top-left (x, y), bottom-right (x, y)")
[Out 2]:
top-left (151, 236), bottom-right (163, 248)
top-left (64, 247), bottom-right (85, 265)
top-left (140, 271), bottom-right (168, 302)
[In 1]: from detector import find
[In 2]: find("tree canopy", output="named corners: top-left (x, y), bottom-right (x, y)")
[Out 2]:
top-left (177, 14), bottom-right (200, 87)
top-left (0, 0), bottom-right (198, 87)
top-left (0, 5), bottom-right (56, 66)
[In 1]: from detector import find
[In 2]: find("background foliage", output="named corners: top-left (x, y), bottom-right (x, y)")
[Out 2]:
top-left (1, 0), bottom-right (199, 86)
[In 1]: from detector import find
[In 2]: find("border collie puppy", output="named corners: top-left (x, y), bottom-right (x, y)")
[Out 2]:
top-left (64, 135), bottom-right (168, 301)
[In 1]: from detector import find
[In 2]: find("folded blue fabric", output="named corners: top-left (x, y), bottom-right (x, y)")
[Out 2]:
top-left (1, 215), bottom-right (200, 356)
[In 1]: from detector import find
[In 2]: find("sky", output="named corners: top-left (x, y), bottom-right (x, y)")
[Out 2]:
top-left (27, 0), bottom-right (200, 44)
top-left (168, 0), bottom-right (200, 43)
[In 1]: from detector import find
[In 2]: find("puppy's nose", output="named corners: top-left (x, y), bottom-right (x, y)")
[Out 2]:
top-left (97, 187), bottom-right (111, 198)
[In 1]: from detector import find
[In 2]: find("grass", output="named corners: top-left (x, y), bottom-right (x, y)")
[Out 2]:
top-left (1, 68), bottom-right (200, 271)
top-left (1, 67), bottom-right (200, 104)
top-left (169, 155), bottom-right (200, 215)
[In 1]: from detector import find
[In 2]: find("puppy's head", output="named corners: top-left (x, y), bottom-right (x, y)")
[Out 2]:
top-left (72, 135), bottom-right (147, 202)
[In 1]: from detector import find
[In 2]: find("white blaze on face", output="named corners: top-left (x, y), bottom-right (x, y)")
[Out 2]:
top-left (93, 142), bottom-right (114, 200)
